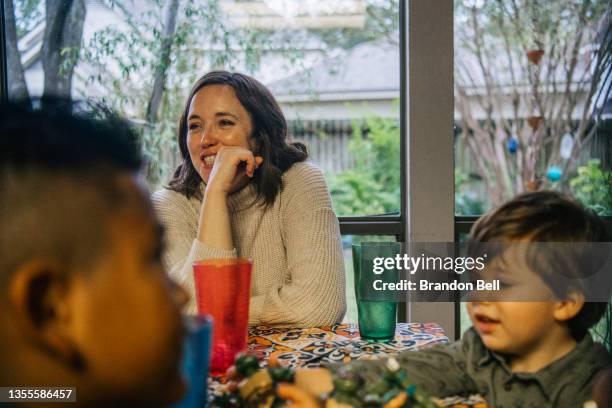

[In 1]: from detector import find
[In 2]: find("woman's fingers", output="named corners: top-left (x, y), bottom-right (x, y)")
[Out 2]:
top-left (207, 147), bottom-right (264, 192)
top-left (250, 156), bottom-right (264, 177)
top-left (243, 153), bottom-right (263, 177)
top-left (245, 153), bottom-right (256, 177)
top-left (276, 383), bottom-right (320, 408)
top-left (219, 146), bottom-right (258, 177)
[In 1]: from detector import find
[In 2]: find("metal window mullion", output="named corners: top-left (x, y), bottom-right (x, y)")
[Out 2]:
top-left (405, 0), bottom-right (455, 338)
top-left (339, 220), bottom-right (403, 236)
top-left (0, 0), bottom-right (8, 102)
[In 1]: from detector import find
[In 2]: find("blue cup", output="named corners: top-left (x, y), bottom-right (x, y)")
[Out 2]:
top-left (171, 315), bottom-right (213, 408)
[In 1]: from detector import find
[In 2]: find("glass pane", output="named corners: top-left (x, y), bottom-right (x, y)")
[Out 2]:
top-left (342, 235), bottom-right (398, 323)
top-left (456, 231), bottom-right (472, 336)
top-left (454, 1), bottom-right (612, 215)
top-left (4, 0), bottom-right (401, 216)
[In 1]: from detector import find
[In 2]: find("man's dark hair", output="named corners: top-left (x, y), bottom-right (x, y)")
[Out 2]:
top-left (168, 71), bottom-right (308, 206)
top-left (0, 99), bottom-right (142, 286)
top-left (470, 191), bottom-right (610, 341)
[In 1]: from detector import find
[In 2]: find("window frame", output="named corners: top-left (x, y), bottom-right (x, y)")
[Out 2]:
top-left (0, 0), bottom-right (7, 103)
top-left (403, 0), bottom-right (456, 338)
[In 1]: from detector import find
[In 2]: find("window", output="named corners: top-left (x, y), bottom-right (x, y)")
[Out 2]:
top-left (454, 0), bottom-right (612, 217)
top-left (2, 0), bottom-right (402, 219)
top-left (453, 1), bottom-right (612, 337)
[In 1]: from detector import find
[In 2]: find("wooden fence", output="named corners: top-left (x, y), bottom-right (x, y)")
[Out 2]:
top-left (288, 119), bottom-right (356, 174)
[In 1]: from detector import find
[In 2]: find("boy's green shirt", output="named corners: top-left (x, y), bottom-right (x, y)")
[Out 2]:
top-left (331, 328), bottom-right (611, 407)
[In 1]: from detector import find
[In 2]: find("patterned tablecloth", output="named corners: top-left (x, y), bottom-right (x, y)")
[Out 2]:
top-left (210, 323), bottom-right (488, 407)
top-left (246, 322), bottom-right (449, 367)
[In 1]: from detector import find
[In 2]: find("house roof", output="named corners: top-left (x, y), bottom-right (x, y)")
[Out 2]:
top-left (269, 36), bottom-right (594, 103)
top-left (268, 39), bottom-right (399, 101)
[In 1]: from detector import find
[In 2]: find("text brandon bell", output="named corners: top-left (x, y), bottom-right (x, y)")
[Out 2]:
top-left (373, 279), bottom-right (500, 291)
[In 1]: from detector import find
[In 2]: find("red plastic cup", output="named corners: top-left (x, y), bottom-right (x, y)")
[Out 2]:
top-left (193, 259), bottom-right (252, 376)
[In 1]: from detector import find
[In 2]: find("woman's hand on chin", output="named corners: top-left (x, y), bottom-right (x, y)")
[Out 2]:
top-left (205, 146), bottom-right (263, 195)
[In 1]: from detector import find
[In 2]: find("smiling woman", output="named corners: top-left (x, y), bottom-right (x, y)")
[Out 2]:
top-left (151, 71), bottom-right (347, 327)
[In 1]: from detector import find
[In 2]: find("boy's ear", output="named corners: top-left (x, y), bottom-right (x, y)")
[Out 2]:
top-left (8, 260), bottom-right (84, 370)
top-left (553, 291), bottom-right (585, 322)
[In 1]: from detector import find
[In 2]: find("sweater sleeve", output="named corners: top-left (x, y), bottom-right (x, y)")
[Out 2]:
top-left (151, 189), bottom-right (237, 314)
top-left (249, 163), bottom-right (347, 326)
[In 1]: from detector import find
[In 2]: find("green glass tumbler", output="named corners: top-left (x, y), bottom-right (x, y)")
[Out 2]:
top-left (352, 242), bottom-right (399, 341)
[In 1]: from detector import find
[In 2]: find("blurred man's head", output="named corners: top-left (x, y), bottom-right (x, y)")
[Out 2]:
top-left (0, 100), bottom-right (188, 407)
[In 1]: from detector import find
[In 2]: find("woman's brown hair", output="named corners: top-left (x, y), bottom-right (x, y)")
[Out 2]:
top-left (168, 71), bottom-right (307, 206)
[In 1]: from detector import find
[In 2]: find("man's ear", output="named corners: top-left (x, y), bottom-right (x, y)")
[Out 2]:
top-left (553, 291), bottom-right (585, 322)
top-left (8, 260), bottom-right (84, 370)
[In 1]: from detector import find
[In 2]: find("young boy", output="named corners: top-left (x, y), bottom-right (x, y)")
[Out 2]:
top-left (277, 191), bottom-right (611, 407)
top-left (0, 100), bottom-right (189, 407)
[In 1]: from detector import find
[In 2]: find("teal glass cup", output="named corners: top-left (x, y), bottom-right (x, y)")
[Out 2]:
top-left (352, 242), bottom-right (400, 341)
top-left (171, 315), bottom-right (213, 408)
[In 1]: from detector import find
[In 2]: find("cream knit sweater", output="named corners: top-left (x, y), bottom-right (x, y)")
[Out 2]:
top-left (152, 161), bottom-right (346, 327)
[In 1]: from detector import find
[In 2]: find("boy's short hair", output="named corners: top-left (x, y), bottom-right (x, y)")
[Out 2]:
top-left (0, 99), bottom-right (142, 288)
top-left (470, 191), bottom-right (610, 340)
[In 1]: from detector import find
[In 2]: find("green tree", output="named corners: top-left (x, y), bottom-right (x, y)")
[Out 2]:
top-left (311, 0), bottom-right (399, 49)
top-left (569, 159), bottom-right (612, 215)
top-left (5, 0), bottom-right (86, 101)
top-left (454, 0), bottom-right (611, 207)
top-left (455, 168), bottom-right (485, 215)
top-left (329, 115), bottom-right (400, 216)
